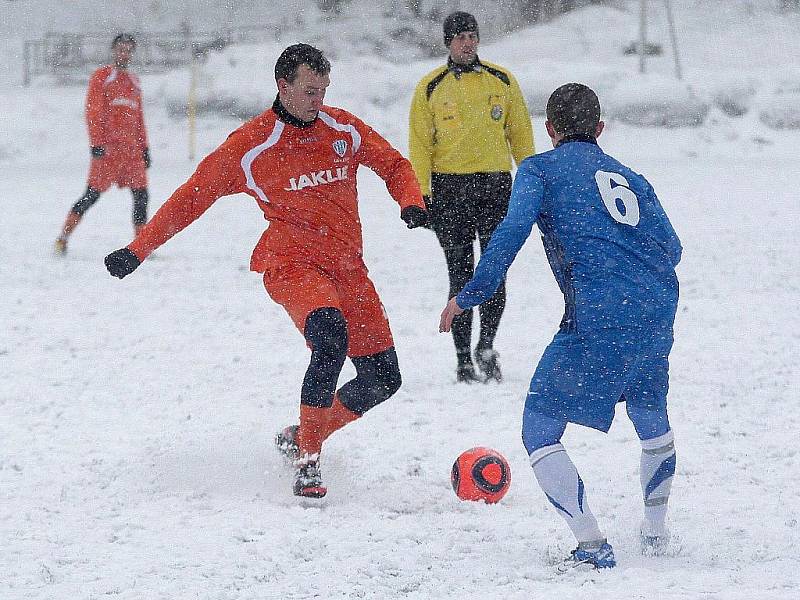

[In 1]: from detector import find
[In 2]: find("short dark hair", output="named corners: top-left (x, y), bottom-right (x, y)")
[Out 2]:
top-left (546, 83), bottom-right (601, 137)
top-left (443, 11), bottom-right (479, 47)
top-left (112, 33), bottom-right (136, 49)
top-left (274, 44), bottom-right (331, 83)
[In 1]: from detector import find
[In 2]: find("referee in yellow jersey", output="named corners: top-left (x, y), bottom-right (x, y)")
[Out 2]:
top-left (409, 11), bottom-right (534, 383)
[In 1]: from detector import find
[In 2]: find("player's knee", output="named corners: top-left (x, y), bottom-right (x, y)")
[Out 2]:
top-left (351, 371), bottom-right (401, 414)
top-left (132, 188), bottom-right (149, 225)
top-left (444, 245), bottom-right (474, 289)
top-left (71, 187), bottom-right (101, 216)
top-left (341, 348), bottom-right (402, 413)
top-left (521, 406), bottom-right (567, 455)
top-left (447, 276), bottom-right (472, 299)
top-left (373, 356), bottom-right (402, 403)
top-left (133, 209), bottom-right (147, 226)
top-left (304, 307), bottom-right (348, 360)
top-left (626, 403), bottom-right (671, 441)
top-left (364, 350), bottom-right (402, 409)
top-left (301, 308), bottom-right (348, 408)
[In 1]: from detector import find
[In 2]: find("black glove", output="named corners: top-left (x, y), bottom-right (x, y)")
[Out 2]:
top-left (401, 205), bottom-right (430, 229)
top-left (143, 147), bottom-right (151, 169)
top-left (104, 248), bottom-right (141, 279)
top-left (90, 146), bottom-right (105, 158)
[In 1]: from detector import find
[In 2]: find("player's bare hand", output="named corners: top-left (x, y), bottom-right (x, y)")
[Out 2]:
top-left (439, 297), bottom-right (464, 333)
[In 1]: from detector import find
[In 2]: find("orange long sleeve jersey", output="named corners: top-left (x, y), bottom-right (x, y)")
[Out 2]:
top-left (86, 65), bottom-right (148, 151)
top-left (128, 104), bottom-right (424, 271)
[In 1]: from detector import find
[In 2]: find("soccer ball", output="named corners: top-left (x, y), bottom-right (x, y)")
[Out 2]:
top-left (451, 447), bottom-right (511, 503)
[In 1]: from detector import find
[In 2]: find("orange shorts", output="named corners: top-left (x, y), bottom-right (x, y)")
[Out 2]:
top-left (263, 256), bottom-right (394, 358)
top-left (88, 148), bottom-right (147, 191)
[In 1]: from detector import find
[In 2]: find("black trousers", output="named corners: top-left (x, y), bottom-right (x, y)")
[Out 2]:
top-left (427, 172), bottom-right (512, 362)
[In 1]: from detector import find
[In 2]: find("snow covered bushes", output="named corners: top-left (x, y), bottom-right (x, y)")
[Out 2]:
top-left (759, 83), bottom-right (800, 130)
top-left (608, 76), bottom-right (709, 127)
top-left (710, 80), bottom-right (758, 118)
top-left (760, 98), bottom-right (800, 130)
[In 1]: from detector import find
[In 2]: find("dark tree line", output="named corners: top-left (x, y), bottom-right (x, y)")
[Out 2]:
top-left (317, 0), bottom-right (607, 23)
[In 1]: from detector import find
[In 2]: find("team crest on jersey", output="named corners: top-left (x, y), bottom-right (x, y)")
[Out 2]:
top-left (491, 105), bottom-right (503, 121)
top-left (332, 139), bottom-right (348, 157)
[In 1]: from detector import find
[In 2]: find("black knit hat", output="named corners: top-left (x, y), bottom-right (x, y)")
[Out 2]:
top-left (443, 12), bottom-right (479, 47)
top-left (112, 33), bottom-right (136, 49)
top-left (546, 83), bottom-right (601, 137)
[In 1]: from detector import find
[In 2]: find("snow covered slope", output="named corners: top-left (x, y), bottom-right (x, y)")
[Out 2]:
top-left (156, 1), bottom-right (800, 131)
top-left (2, 2), bottom-right (799, 598)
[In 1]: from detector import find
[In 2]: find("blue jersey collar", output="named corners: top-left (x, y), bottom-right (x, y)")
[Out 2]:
top-left (556, 134), bottom-right (599, 148)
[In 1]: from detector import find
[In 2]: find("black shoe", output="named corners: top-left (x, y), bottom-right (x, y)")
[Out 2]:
top-left (475, 348), bottom-right (502, 382)
top-left (275, 425), bottom-right (299, 461)
top-left (293, 457), bottom-right (327, 498)
top-left (456, 362), bottom-right (482, 384)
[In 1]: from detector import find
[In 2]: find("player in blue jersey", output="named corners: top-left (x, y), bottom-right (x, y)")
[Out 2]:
top-left (440, 83), bottom-right (682, 569)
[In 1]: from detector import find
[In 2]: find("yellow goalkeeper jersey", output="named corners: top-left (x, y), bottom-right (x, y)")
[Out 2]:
top-left (408, 58), bottom-right (534, 196)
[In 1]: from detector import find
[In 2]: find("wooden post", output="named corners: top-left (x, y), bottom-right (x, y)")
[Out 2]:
top-left (639, 0), bottom-right (648, 74)
top-left (23, 41), bottom-right (30, 86)
top-left (664, 0), bottom-right (683, 80)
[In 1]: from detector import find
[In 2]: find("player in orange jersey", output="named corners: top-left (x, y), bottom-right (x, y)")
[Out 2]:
top-left (55, 33), bottom-right (151, 255)
top-left (104, 44), bottom-right (429, 498)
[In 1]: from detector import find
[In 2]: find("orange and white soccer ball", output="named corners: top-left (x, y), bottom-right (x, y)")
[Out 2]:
top-left (451, 447), bottom-right (511, 504)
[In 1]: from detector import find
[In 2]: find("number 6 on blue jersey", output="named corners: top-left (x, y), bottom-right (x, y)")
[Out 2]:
top-left (595, 170), bottom-right (640, 226)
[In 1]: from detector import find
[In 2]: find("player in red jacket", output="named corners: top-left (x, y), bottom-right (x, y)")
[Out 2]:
top-left (55, 34), bottom-right (151, 255)
top-left (104, 44), bottom-right (429, 498)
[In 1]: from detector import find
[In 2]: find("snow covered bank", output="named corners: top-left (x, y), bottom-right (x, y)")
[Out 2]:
top-left (155, 2), bottom-right (800, 133)
top-left (2, 1), bottom-right (799, 598)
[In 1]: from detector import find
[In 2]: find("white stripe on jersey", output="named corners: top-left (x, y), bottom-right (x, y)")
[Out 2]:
top-left (104, 68), bottom-right (118, 86)
top-left (318, 110), bottom-right (361, 154)
top-left (240, 119), bottom-right (285, 205)
top-left (110, 98), bottom-right (139, 109)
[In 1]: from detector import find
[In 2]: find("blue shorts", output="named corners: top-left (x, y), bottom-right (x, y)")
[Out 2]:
top-left (524, 328), bottom-right (673, 432)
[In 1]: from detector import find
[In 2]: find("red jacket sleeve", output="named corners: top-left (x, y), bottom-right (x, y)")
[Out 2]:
top-left (85, 68), bottom-right (108, 147)
top-left (128, 132), bottom-right (247, 260)
top-left (352, 116), bottom-right (425, 214)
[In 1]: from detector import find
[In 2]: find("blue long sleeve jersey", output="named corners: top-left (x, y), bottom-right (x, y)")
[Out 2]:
top-left (456, 140), bottom-right (682, 333)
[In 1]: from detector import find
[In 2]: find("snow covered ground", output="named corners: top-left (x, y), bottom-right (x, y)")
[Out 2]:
top-left (2, 2), bottom-right (799, 598)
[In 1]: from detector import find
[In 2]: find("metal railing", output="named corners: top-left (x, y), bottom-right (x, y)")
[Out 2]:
top-left (22, 26), bottom-right (280, 86)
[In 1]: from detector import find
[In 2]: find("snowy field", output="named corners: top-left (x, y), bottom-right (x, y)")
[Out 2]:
top-left (2, 2), bottom-right (800, 599)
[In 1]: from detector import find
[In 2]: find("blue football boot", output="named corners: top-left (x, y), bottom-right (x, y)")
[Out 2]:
top-left (568, 539), bottom-right (616, 569)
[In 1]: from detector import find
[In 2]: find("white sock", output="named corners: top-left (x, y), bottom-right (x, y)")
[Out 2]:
top-left (639, 430), bottom-right (676, 536)
top-left (529, 443), bottom-right (604, 544)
